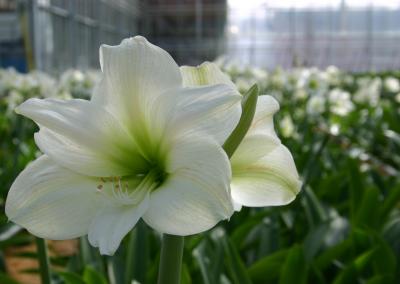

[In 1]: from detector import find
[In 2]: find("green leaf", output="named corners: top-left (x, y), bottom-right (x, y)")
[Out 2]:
top-left (302, 187), bottom-right (328, 228)
top-left (193, 241), bottom-right (212, 284)
top-left (83, 266), bottom-right (107, 284)
top-left (220, 232), bottom-right (252, 284)
top-left (303, 223), bottom-right (330, 261)
top-left (248, 249), bottom-right (288, 284)
top-left (347, 159), bottom-right (364, 224)
top-left (181, 263), bottom-right (192, 284)
top-left (354, 187), bottom-right (379, 229)
top-left (0, 223), bottom-right (22, 242)
top-left (353, 248), bottom-right (377, 272)
top-left (366, 275), bottom-right (395, 284)
top-left (57, 271), bottom-right (86, 284)
top-left (332, 264), bottom-right (358, 284)
top-left (372, 238), bottom-right (396, 275)
top-left (379, 184), bottom-right (400, 221)
top-left (223, 84), bottom-right (259, 158)
top-left (279, 245), bottom-right (308, 284)
top-left (315, 239), bottom-right (352, 270)
top-left (0, 272), bottom-right (20, 284)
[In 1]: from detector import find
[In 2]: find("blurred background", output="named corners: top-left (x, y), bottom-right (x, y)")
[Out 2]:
top-left (1, 0), bottom-right (400, 73)
top-left (1, 1), bottom-right (400, 284)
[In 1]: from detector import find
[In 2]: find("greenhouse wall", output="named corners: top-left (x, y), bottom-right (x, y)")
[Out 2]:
top-left (2, 0), bottom-right (400, 73)
top-left (31, 0), bottom-right (141, 73)
top-left (226, 3), bottom-right (400, 71)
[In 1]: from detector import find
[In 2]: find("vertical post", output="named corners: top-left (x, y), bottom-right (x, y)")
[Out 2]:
top-left (195, 0), bottom-right (203, 59)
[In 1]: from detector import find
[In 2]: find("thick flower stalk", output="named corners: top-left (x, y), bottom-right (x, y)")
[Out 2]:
top-left (6, 36), bottom-right (242, 255)
top-left (181, 62), bottom-right (302, 210)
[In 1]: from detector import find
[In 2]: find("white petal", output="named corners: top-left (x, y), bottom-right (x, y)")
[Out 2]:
top-left (180, 62), bottom-right (236, 88)
top-left (249, 95), bottom-right (280, 136)
top-left (16, 98), bottom-right (147, 177)
top-left (5, 156), bottom-right (102, 239)
top-left (231, 134), bottom-right (280, 168)
top-left (88, 195), bottom-right (149, 255)
top-left (98, 36), bottom-right (182, 124)
top-left (231, 144), bottom-right (301, 207)
top-left (161, 84), bottom-right (242, 145)
top-left (143, 137), bottom-right (233, 235)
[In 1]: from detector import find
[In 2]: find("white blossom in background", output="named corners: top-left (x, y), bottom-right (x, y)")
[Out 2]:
top-left (6, 36), bottom-right (242, 255)
top-left (354, 77), bottom-right (382, 106)
top-left (280, 115), bottom-right (295, 138)
top-left (325, 66), bottom-right (341, 86)
top-left (30, 71), bottom-right (57, 98)
top-left (293, 88), bottom-right (308, 100)
top-left (249, 67), bottom-right (268, 82)
top-left (0, 68), bottom-right (21, 93)
top-left (395, 93), bottom-right (400, 103)
top-left (269, 68), bottom-right (286, 89)
top-left (292, 68), bottom-right (311, 90)
top-left (58, 69), bottom-right (92, 98)
top-left (14, 73), bottom-right (40, 94)
top-left (5, 90), bottom-right (24, 115)
top-left (343, 74), bottom-right (354, 86)
top-left (329, 124), bottom-right (340, 136)
top-left (328, 88), bottom-right (354, 116)
top-left (307, 94), bottom-right (326, 115)
top-left (235, 77), bottom-right (255, 93)
top-left (384, 77), bottom-right (400, 93)
top-left (0, 68), bottom-right (60, 99)
top-left (306, 67), bottom-right (330, 92)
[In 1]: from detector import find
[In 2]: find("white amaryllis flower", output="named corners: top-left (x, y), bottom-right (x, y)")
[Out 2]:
top-left (354, 77), bottom-right (381, 106)
top-left (328, 88), bottom-right (354, 116)
top-left (181, 62), bottom-right (301, 210)
top-left (280, 115), bottom-right (295, 138)
top-left (307, 95), bottom-right (325, 115)
top-left (384, 77), bottom-right (400, 93)
top-left (6, 36), bottom-right (242, 255)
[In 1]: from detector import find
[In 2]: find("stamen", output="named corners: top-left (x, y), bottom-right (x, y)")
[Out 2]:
top-left (97, 170), bottom-right (161, 205)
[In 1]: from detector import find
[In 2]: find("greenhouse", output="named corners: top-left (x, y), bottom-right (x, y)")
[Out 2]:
top-left (0, 0), bottom-right (400, 283)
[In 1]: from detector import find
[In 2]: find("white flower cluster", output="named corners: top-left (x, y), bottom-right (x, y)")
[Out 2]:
top-left (218, 62), bottom-right (398, 114)
top-left (0, 68), bottom-right (101, 104)
top-left (354, 77), bottom-right (382, 106)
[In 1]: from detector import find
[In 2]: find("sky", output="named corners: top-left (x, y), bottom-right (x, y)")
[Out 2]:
top-left (228, 0), bottom-right (400, 9)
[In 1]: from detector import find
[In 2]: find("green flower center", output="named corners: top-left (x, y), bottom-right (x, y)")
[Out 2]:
top-left (96, 166), bottom-right (166, 206)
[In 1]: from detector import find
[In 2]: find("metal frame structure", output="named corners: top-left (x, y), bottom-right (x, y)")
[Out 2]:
top-left (225, 4), bottom-right (400, 71)
top-left (31, 0), bottom-right (141, 73)
top-left (2, 0), bottom-right (399, 72)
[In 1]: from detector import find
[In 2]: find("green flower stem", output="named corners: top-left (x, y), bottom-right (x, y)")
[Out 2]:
top-left (126, 221), bottom-right (147, 284)
top-left (157, 234), bottom-right (184, 284)
top-left (35, 237), bottom-right (51, 284)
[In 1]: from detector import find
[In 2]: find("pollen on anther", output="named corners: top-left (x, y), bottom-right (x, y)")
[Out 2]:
top-left (96, 184), bottom-right (103, 192)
